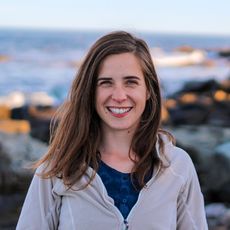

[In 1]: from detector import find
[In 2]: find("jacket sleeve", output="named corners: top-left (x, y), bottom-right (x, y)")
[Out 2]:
top-left (16, 165), bottom-right (62, 230)
top-left (176, 159), bottom-right (208, 230)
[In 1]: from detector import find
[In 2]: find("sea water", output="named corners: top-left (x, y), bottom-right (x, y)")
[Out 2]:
top-left (0, 28), bottom-right (229, 104)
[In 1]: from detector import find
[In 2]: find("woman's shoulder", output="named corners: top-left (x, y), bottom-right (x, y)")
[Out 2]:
top-left (159, 132), bottom-right (197, 181)
top-left (33, 163), bottom-right (66, 195)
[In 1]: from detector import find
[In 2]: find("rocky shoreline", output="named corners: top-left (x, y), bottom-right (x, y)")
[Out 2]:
top-left (0, 125), bottom-right (229, 229)
top-left (0, 76), bottom-right (230, 229)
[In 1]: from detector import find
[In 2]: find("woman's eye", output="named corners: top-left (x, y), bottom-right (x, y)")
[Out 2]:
top-left (126, 80), bottom-right (138, 86)
top-left (98, 80), bottom-right (112, 86)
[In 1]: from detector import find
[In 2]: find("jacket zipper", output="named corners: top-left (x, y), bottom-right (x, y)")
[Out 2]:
top-left (124, 165), bottom-right (161, 228)
top-left (124, 219), bottom-right (129, 230)
top-left (95, 165), bottom-right (160, 230)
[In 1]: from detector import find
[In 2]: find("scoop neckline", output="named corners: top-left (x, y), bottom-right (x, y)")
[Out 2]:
top-left (100, 160), bottom-right (131, 176)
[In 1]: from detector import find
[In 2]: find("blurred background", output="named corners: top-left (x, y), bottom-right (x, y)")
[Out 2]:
top-left (0, 0), bottom-right (230, 229)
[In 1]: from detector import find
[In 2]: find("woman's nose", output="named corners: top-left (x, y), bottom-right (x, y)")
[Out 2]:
top-left (111, 86), bottom-right (127, 103)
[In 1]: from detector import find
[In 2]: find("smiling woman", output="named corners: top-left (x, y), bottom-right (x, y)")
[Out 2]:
top-left (16, 31), bottom-right (208, 230)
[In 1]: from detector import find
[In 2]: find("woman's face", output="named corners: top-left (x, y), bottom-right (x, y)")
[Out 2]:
top-left (95, 52), bottom-right (149, 133)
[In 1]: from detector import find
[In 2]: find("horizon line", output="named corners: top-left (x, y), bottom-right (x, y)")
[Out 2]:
top-left (0, 25), bottom-right (230, 38)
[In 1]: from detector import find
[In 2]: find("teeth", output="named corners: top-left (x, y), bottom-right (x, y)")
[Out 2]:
top-left (108, 107), bottom-right (131, 114)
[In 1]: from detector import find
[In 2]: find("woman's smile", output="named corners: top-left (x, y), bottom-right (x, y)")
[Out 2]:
top-left (106, 106), bottom-right (133, 117)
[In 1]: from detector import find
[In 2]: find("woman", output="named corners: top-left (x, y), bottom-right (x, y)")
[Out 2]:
top-left (17, 31), bottom-right (208, 229)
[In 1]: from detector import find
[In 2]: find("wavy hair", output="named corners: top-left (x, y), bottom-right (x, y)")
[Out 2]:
top-left (34, 31), bottom-right (173, 189)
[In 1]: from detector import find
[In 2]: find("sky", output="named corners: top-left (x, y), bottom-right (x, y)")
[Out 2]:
top-left (0, 0), bottom-right (230, 35)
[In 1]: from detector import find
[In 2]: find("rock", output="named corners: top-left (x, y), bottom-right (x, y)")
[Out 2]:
top-left (0, 91), bottom-right (56, 108)
top-left (218, 49), bottom-right (230, 58)
top-left (178, 93), bottom-right (198, 104)
top-left (178, 79), bottom-right (219, 95)
top-left (11, 106), bottom-right (29, 120)
top-left (29, 117), bottom-right (51, 143)
top-left (0, 92), bottom-right (26, 109)
top-left (161, 105), bottom-right (170, 124)
top-left (204, 153), bottom-right (230, 203)
top-left (221, 209), bottom-right (230, 229)
top-left (206, 203), bottom-right (229, 229)
top-left (165, 126), bottom-right (226, 156)
top-left (215, 142), bottom-right (230, 159)
top-left (208, 101), bottom-right (230, 126)
top-left (0, 105), bottom-right (11, 119)
top-left (214, 90), bottom-right (230, 102)
top-left (153, 50), bottom-right (206, 67)
top-left (0, 143), bottom-right (11, 191)
top-left (174, 45), bottom-right (195, 52)
top-left (165, 125), bottom-right (230, 204)
top-left (0, 194), bottom-right (26, 229)
top-left (28, 106), bottom-right (56, 143)
top-left (0, 132), bottom-right (47, 229)
top-left (0, 120), bottom-right (30, 134)
top-left (220, 78), bottom-right (230, 93)
top-left (165, 78), bottom-right (230, 127)
top-left (0, 54), bottom-right (10, 62)
top-left (168, 103), bottom-right (210, 125)
top-left (29, 92), bottom-right (55, 107)
top-left (206, 203), bottom-right (227, 219)
top-left (0, 132), bottom-right (47, 175)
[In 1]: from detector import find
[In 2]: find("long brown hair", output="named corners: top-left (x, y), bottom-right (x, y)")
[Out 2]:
top-left (34, 31), bottom-right (173, 189)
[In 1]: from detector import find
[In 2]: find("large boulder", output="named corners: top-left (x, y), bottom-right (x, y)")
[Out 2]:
top-left (165, 125), bottom-right (230, 204)
top-left (168, 103), bottom-right (210, 125)
top-left (0, 132), bottom-right (47, 177)
top-left (165, 78), bottom-right (230, 127)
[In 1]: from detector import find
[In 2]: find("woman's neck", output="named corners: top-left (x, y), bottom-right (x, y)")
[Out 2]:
top-left (99, 127), bottom-right (138, 173)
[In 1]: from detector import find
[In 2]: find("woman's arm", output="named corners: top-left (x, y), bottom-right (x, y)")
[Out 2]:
top-left (177, 161), bottom-right (208, 230)
top-left (16, 166), bottom-right (62, 230)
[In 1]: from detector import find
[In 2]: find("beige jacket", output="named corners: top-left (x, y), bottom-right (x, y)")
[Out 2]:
top-left (16, 138), bottom-right (208, 230)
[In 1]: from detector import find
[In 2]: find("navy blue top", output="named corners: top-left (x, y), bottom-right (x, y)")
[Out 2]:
top-left (98, 161), bottom-right (152, 219)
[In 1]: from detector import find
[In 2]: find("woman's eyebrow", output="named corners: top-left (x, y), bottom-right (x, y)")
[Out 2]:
top-left (97, 77), bottom-right (113, 81)
top-left (97, 76), bottom-right (140, 82)
top-left (123, 76), bottom-right (141, 81)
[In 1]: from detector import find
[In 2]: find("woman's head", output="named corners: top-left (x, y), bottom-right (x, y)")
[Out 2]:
top-left (37, 31), bottom-right (165, 189)
top-left (70, 31), bottom-right (161, 134)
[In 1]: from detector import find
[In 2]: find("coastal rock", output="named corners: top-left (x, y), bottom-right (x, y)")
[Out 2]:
top-left (208, 101), bottom-right (230, 126)
top-left (29, 92), bottom-right (55, 107)
top-left (204, 153), bottom-right (230, 203)
top-left (220, 78), bottom-right (230, 93)
top-left (206, 203), bottom-right (227, 219)
top-left (0, 91), bottom-right (56, 110)
top-left (0, 132), bottom-right (47, 175)
top-left (165, 125), bottom-right (230, 204)
top-left (29, 117), bottom-right (51, 143)
top-left (0, 54), bottom-right (10, 62)
top-left (0, 120), bottom-right (30, 134)
top-left (28, 106), bottom-right (57, 143)
top-left (168, 103), bottom-right (210, 125)
top-left (153, 50), bottom-right (206, 67)
top-left (0, 92), bottom-right (25, 109)
top-left (165, 79), bottom-right (230, 127)
top-left (0, 125), bottom-right (229, 229)
top-left (206, 203), bottom-right (230, 229)
top-left (218, 49), bottom-right (230, 58)
top-left (174, 45), bottom-right (195, 52)
top-left (177, 79), bottom-right (219, 95)
top-left (215, 142), bottom-right (230, 159)
top-left (0, 105), bottom-right (11, 119)
top-left (11, 106), bottom-right (29, 120)
top-left (0, 132), bottom-right (47, 229)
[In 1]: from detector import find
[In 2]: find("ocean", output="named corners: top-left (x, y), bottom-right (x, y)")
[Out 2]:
top-left (0, 28), bottom-right (229, 104)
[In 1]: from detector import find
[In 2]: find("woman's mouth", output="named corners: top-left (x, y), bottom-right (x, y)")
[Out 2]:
top-left (106, 107), bottom-right (132, 117)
